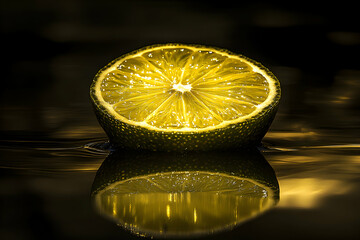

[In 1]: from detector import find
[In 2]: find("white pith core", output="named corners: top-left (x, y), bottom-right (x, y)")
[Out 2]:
top-left (172, 83), bottom-right (192, 93)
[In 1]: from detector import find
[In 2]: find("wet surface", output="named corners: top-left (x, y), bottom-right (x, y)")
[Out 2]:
top-left (1, 1), bottom-right (360, 239)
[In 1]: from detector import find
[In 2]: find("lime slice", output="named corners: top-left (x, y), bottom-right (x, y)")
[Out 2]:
top-left (90, 44), bottom-right (281, 151)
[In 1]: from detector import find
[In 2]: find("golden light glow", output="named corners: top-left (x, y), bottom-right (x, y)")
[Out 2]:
top-left (193, 208), bottom-right (197, 223)
top-left (265, 131), bottom-right (318, 140)
top-left (278, 178), bottom-right (352, 208)
top-left (112, 195), bottom-right (118, 215)
top-left (166, 204), bottom-right (171, 218)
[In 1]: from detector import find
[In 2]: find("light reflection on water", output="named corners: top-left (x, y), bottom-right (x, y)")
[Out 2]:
top-left (263, 130), bottom-right (360, 210)
top-left (0, 139), bottom-right (108, 173)
top-left (91, 150), bottom-right (279, 238)
top-left (279, 177), bottom-right (352, 209)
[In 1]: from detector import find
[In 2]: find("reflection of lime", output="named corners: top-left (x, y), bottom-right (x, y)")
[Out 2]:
top-left (92, 150), bottom-right (279, 237)
top-left (90, 44), bottom-right (281, 151)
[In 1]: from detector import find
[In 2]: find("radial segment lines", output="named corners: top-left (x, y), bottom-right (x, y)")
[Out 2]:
top-left (100, 47), bottom-right (270, 129)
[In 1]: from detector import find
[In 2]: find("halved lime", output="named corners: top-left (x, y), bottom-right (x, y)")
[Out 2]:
top-left (90, 44), bottom-right (281, 151)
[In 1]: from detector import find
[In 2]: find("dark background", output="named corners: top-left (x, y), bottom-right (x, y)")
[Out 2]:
top-left (1, 0), bottom-right (359, 115)
top-left (1, 0), bottom-right (359, 239)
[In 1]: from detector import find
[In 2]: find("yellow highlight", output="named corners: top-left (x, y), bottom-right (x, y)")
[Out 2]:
top-left (112, 195), bottom-right (117, 215)
top-left (194, 208), bottom-right (197, 223)
top-left (166, 204), bottom-right (171, 218)
top-left (279, 178), bottom-right (352, 208)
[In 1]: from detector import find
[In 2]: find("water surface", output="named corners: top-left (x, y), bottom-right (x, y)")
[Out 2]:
top-left (1, 101), bottom-right (359, 239)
